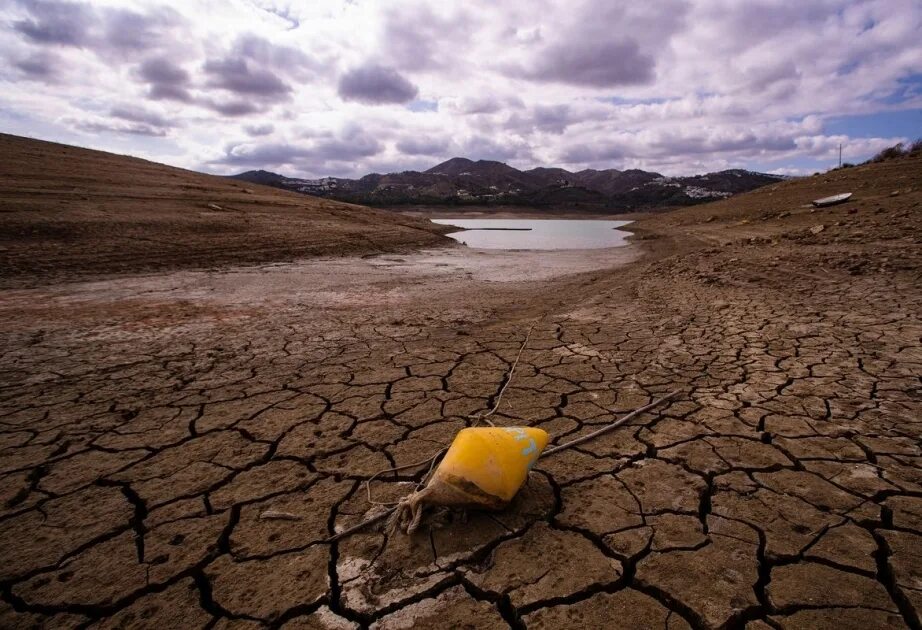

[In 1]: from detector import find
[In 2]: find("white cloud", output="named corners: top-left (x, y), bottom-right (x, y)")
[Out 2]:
top-left (0, 0), bottom-right (919, 178)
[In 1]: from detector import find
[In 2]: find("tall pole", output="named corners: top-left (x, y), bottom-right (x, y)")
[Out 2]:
top-left (839, 143), bottom-right (842, 168)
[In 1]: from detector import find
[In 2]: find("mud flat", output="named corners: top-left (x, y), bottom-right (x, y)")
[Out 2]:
top-left (1, 154), bottom-right (921, 628)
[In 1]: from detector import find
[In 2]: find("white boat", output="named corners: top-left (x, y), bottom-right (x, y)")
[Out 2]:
top-left (812, 192), bottom-right (852, 207)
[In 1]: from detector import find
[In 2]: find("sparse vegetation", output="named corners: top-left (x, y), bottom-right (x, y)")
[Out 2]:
top-left (866, 137), bottom-right (922, 163)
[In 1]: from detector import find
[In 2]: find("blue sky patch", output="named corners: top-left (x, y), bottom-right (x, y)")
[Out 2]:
top-left (825, 108), bottom-right (921, 140)
top-left (406, 100), bottom-right (438, 113)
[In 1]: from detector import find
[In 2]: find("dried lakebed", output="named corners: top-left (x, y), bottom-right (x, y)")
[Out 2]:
top-left (1, 211), bottom-right (921, 629)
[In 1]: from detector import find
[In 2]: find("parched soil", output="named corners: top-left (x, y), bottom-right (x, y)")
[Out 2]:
top-left (0, 147), bottom-right (921, 629)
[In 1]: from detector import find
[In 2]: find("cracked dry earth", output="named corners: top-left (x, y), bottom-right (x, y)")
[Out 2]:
top-left (2, 174), bottom-right (922, 629)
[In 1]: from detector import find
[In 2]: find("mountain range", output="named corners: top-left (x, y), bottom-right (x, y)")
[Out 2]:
top-left (231, 157), bottom-right (786, 212)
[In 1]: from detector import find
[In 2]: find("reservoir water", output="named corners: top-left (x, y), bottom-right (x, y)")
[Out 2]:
top-left (432, 218), bottom-right (632, 250)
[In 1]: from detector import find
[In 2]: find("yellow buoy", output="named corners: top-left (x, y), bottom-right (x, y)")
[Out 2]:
top-left (393, 427), bottom-right (549, 532)
top-left (433, 427), bottom-right (549, 506)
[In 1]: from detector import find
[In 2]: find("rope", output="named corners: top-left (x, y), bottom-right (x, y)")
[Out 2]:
top-left (542, 389), bottom-right (681, 456)
top-left (363, 450), bottom-right (447, 506)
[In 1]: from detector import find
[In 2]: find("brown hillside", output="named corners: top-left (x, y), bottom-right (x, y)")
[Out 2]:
top-left (635, 153), bottom-right (922, 277)
top-left (0, 134), bottom-right (451, 288)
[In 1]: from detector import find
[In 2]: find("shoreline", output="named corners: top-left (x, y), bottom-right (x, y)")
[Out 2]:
top-left (394, 204), bottom-right (659, 222)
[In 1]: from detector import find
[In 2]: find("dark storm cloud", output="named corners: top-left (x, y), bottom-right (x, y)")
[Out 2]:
top-left (11, 0), bottom-right (194, 97)
top-left (308, 125), bottom-right (384, 162)
top-left (149, 83), bottom-right (194, 102)
top-left (204, 99), bottom-right (264, 117)
top-left (102, 6), bottom-right (183, 53)
top-left (743, 60), bottom-right (802, 94)
top-left (561, 143), bottom-right (626, 163)
top-left (230, 35), bottom-right (318, 79)
top-left (12, 1), bottom-right (186, 55)
top-left (132, 35), bottom-right (318, 117)
top-left (396, 136), bottom-right (451, 156)
top-left (65, 103), bottom-right (175, 138)
top-left (710, 2), bottom-right (837, 49)
top-left (380, 6), bottom-right (439, 71)
top-left (137, 57), bottom-right (193, 103)
top-left (13, 0), bottom-right (94, 46)
top-left (217, 127), bottom-right (384, 169)
top-left (505, 104), bottom-right (582, 134)
top-left (518, 39), bottom-right (655, 87)
top-left (337, 63), bottom-right (418, 105)
top-left (138, 57), bottom-right (189, 85)
top-left (10, 3), bottom-right (317, 122)
top-left (71, 119), bottom-right (168, 137)
top-left (379, 5), bottom-right (474, 72)
top-left (203, 57), bottom-right (291, 97)
top-left (507, 1), bottom-right (688, 88)
top-left (200, 35), bottom-right (319, 106)
top-left (245, 123), bottom-right (275, 137)
top-left (110, 105), bottom-right (174, 129)
top-left (452, 95), bottom-right (517, 115)
top-left (532, 105), bottom-right (576, 133)
top-left (14, 52), bottom-right (59, 79)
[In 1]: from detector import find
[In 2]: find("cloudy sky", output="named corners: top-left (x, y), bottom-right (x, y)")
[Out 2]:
top-left (2, 0), bottom-right (921, 178)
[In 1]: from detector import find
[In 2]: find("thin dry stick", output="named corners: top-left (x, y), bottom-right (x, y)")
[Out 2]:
top-left (542, 389), bottom-right (681, 456)
top-left (325, 506), bottom-right (397, 543)
top-left (323, 389), bottom-right (680, 543)
top-left (470, 322), bottom-right (537, 427)
top-left (259, 510), bottom-right (302, 521)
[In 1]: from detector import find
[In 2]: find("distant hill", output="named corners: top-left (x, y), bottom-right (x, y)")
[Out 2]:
top-left (232, 169), bottom-right (286, 186)
top-left (230, 159), bottom-right (786, 212)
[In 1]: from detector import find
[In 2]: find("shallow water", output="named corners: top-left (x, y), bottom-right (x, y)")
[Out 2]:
top-left (432, 218), bottom-right (632, 250)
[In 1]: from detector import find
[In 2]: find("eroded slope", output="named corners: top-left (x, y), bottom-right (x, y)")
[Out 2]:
top-left (0, 134), bottom-right (450, 288)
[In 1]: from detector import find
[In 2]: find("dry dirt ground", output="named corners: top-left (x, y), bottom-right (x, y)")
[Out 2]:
top-left (0, 143), bottom-right (921, 629)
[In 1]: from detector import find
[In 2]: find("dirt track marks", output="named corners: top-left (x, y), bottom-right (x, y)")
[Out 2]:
top-left (1, 236), bottom-right (921, 629)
